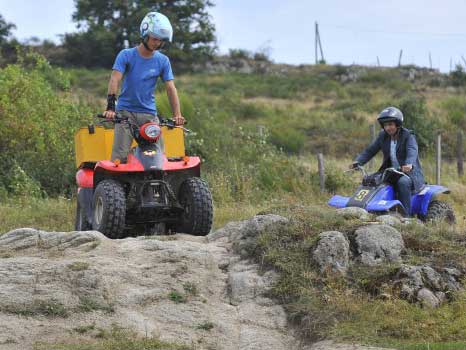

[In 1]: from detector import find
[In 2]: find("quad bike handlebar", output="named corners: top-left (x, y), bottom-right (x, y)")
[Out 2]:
top-left (345, 164), bottom-right (368, 177)
top-left (346, 164), bottom-right (410, 188)
top-left (95, 114), bottom-right (191, 133)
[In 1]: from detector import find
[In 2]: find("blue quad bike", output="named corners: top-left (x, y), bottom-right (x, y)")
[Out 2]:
top-left (328, 166), bottom-right (455, 223)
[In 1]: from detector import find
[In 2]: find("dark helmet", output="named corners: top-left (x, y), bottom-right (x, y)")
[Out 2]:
top-left (377, 106), bottom-right (403, 128)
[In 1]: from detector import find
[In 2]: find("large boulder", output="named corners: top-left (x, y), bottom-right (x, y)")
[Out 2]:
top-left (313, 231), bottom-right (350, 274)
top-left (354, 225), bottom-right (404, 266)
top-left (0, 226), bottom-right (301, 350)
top-left (208, 214), bottom-right (288, 257)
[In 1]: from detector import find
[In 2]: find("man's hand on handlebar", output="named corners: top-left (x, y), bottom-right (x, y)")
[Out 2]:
top-left (103, 110), bottom-right (116, 120)
top-left (173, 115), bottom-right (185, 126)
top-left (349, 162), bottom-right (360, 170)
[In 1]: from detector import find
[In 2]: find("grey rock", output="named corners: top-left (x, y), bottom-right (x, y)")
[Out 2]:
top-left (0, 229), bottom-right (105, 251)
top-left (397, 265), bottom-right (424, 300)
top-left (208, 214), bottom-right (288, 258)
top-left (435, 291), bottom-right (447, 304)
top-left (313, 231), bottom-right (350, 274)
top-left (0, 224), bottom-right (303, 350)
top-left (355, 225), bottom-right (404, 265)
top-left (417, 288), bottom-right (440, 308)
top-left (375, 215), bottom-right (402, 227)
top-left (444, 267), bottom-right (462, 278)
top-left (422, 265), bottom-right (442, 290)
top-left (396, 264), bottom-right (463, 306)
top-left (336, 207), bottom-right (371, 221)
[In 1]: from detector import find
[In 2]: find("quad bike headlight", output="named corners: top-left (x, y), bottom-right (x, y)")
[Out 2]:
top-left (140, 123), bottom-right (161, 142)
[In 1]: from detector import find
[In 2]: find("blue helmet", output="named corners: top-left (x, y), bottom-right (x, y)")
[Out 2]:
top-left (140, 12), bottom-right (173, 43)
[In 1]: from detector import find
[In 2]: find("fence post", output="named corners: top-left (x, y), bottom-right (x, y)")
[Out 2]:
top-left (457, 130), bottom-right (464, 176)
top-left (436, 133), bottom-right (441, 185)
top-left (368, 124), bottom-right (376, 171)
top-left (317, 153), bottom-right (325, 192)
top-left (257, 125), bottom-right (265, 138)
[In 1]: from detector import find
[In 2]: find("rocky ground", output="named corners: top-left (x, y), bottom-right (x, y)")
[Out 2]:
top-left (0, 214), bottom-right (402, 350)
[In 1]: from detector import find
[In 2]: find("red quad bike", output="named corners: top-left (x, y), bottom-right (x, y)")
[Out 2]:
top-left (75, 114), bottom-right (213, 237)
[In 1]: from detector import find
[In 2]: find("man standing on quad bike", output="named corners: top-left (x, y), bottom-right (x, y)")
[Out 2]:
top-left (103, 11), bottom-right (185, 162)
top-left (350, 107), bottom-right (426, 216)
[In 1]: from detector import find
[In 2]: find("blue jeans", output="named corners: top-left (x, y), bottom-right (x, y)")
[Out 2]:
top-left (396, 175), bottom-right (413, 215)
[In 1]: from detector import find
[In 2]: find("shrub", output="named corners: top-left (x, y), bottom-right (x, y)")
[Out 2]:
top-left (398, 95), bottom-right (438, 152)
top-left (0, 52), bottom-right (92, 196)
top-left (450, 64), bottom-right (466, 87)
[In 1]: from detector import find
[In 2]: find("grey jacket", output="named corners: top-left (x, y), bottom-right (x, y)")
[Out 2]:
top-left (355, 127), bottom-right (426, 192)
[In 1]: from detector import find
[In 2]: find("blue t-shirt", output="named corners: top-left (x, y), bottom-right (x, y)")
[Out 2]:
top-left (112, 48), bottom-right (174, 115)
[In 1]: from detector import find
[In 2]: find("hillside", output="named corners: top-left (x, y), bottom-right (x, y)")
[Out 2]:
top-left (1, 56), bottom-right (466, 349)
top-left (2, 58), bottom-right (465, 230)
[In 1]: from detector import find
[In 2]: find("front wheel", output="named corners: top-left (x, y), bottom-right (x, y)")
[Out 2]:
top-left (176, 178), bottom-right (213, 235)
top-left (92, 180), bottom-right (126, 238)
top-left (424, 200), bottom-right (456, 224)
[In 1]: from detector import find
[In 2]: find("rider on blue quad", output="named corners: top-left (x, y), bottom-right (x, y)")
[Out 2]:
top-left (350, 107), bottom-right (425, 216)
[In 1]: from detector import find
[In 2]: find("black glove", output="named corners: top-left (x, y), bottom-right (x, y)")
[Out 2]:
top-left (350, 162), bottom-right (360, 169)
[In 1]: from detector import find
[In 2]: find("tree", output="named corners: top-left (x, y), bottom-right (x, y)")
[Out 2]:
top-left (0, 14), bottom-right (15, 45)
top-left (63, 0), bottom-right (216, 69)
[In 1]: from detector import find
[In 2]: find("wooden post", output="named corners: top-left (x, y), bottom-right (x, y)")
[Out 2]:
top-left (457, 130), bottom-right (464, 176)
top-left (398, 49), bottom-right (403, 67)
top-left (315, 22), bottom-right (318, 64)
top-left (317, 153), bottom-right (325, 192)
top-left (377, 56), bottom-right (380, 67)
top-left (368, 124), bottom-right (376, 171)
top-left (314, 22), bottom-right (324, 64)
top-left (257, 125), bottom-right (265, 138)
top-left (317, 25), bottom-right (325, 63)
top-left (436, 133), bottom-right (441, 185)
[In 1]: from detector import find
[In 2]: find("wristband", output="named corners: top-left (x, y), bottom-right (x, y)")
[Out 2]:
top-left (106, 94), bottom-right (116, 112)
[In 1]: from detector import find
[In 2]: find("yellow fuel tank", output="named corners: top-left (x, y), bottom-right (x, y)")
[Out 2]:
top-left (74, 125), bottom-right (185, 168)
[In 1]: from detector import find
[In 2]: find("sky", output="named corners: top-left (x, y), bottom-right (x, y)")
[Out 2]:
top-left (1, 0), bottom-right (466, 72)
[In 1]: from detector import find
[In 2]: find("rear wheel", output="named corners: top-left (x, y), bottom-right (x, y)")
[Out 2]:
top-left (425, 200), bottom-right (455, 224)
top-left (75, 201), bottom-right (92, 231)
top-left (92, 180), bottom-right (126, 238)
top-left (176, 178), bottom-right (213, 235)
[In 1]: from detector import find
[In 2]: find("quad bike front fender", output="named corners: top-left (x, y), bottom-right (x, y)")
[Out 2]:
top-left (76, 168), bottom-right (94, 188)
top-left (328, 195), bottom-right (350, 208)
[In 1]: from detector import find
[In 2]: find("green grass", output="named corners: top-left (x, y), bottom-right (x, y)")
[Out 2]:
top-left (384, 342), bottom-right (466, 350)
top-left (78, 297), bottom-right (115, 314)
top-left (196, 321), bottom-right (214, 331)
top-left (1, 299), bottom-right (69, 318)
top-left (253, 204), bottom-right (466, 345)
top-left (168, 290), bottom-right (186, 303)
top-left (34, 325), bottom-right (191, 350)
top-left (0, 197), bottom-right (75, 234)
top-left (67, 261), bottom-right (90, 271)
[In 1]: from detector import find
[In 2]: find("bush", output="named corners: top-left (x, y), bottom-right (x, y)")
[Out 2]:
top-left (270, 127), bottom-right (306, 154)
top-left (0, 52), bottom-right (92, 196)
top-left (440, 96), bottom-right (466, 128)
top-left (450, 65), bottom-right (466, 87)
top-left (398, 95), bottom-right (438, 152)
